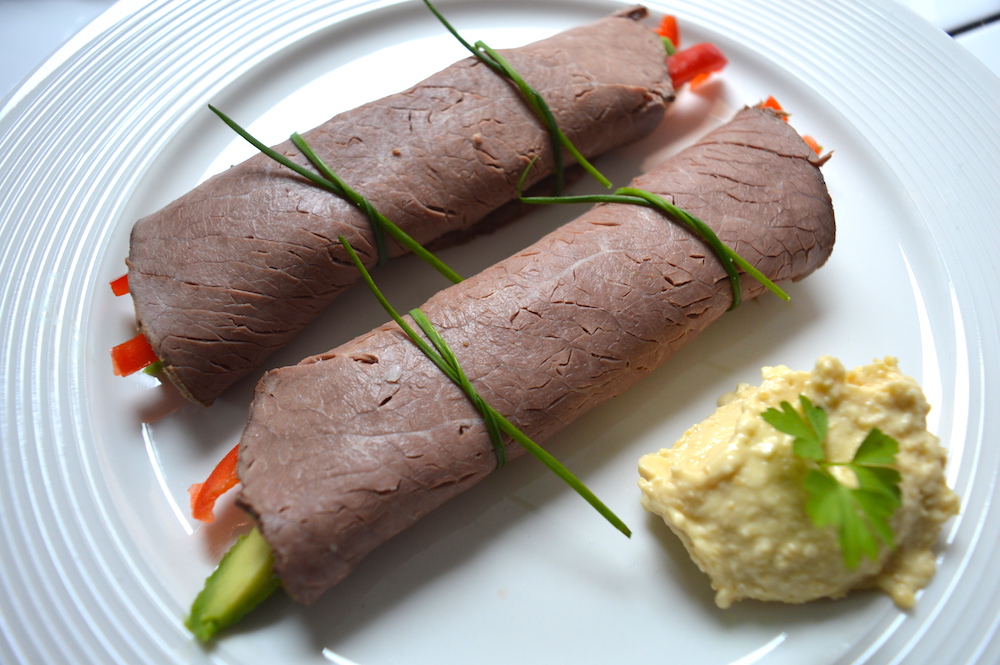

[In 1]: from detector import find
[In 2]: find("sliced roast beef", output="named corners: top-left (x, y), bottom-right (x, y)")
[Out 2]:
top-left (126, 6), bottom-right (673, 405)
top-left (236, 107), bottom-right (837, 604)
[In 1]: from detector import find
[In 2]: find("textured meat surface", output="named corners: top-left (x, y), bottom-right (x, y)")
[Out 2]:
top-left (237, 107), bottom-right (837, 604)
top-left (126, 8), bottom-right (672, 405)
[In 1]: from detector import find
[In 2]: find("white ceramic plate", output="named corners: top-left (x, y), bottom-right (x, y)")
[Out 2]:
top-left (2, 0), bottom-right (999, 663)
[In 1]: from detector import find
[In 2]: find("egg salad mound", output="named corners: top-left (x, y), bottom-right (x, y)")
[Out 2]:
top-left (638, 356), bottom-right (959, 608)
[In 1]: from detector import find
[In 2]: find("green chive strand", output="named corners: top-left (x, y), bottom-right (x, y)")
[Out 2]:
top-left (209, 105), bottom-right (463, 285)
top-left (515, 157), bottom-right (789, 307)
top-left (290, 133), bottom-right (389, 266)
top-left (338, 235), bottom-right (630, 537)
top-left (422, 0), bottom-right (612, 194)
top-left (409, 309), bottom-right (507, 467)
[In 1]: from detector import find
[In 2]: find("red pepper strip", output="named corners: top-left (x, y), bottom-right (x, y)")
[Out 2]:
top-left (760, 95), bottom-right (790, 121)
top-left (110, 333), bottom-right (158, 376)
top-left (656, 15), bottom-right (680, 48)
top-left (761, 95), bottom-right (783, 112)
top-left (109, 273), bottom-right (129, 296)
top-left (667, 43), bottom-right (728, 89)
top-left (758, 98), bottom-right (820, 153)
top-left (189, 443), bottom-right (241, 523)
top-left (802, 135), bottom-right (823, 155)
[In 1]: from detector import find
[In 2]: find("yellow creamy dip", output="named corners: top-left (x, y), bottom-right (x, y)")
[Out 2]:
top-left (638, 356), bottom-right (959, 609)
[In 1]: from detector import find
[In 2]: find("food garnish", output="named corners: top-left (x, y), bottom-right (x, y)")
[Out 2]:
top-left (757, 97), bottom-right (825, 157)
top-left (515, 160), bottom-right (790, 309)
top-left (656, 14), bottom-right (680, 54)
top-left (109, 276), bottom-right (163, 377)
top-left (761, 94), bottom-right (789, 120)
top-left (209, 106), bottom-right (461, 281)
top-left (189, 443), bottom-right (240, 524)
top-left (802, 134), bottom-right (823, 155)
top-left (667, 43), bottom-right (728, 89)
top-left (422, 0), bottom-right (611, 194)
top-left (762, 395), bottom-right (903, 569)
top-left (339, 235), bottom-right (631, 537)
top-left (110, 333), bottom-right (159, 377)
top-left (655, 14), bottom-right (730, 88)
top-left (109, 273), bottom-right (129, 296)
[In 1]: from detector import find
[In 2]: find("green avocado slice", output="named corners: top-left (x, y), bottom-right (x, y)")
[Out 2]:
top-left (186, 527), bottom-right (281, 642)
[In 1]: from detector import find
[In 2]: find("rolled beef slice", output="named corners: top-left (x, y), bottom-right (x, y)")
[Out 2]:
top-left (126, 6), bottom-right (673, 405)
top-left (236, 107), bottom-right (837, 604)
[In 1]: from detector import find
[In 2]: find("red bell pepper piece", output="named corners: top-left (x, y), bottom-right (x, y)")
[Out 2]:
top-left (110, 333), bottom-right (158, 376)
top-left (109, 273), bottom-right (129, 296)
top-left (760, 95), bottom-right (790, 121)
top-left (656, 15), bottom-right (680, 49)
top-left (758, 97), bottom-right (821, 153)
top-left (802, 135), bottom-right (823, 155)
top-left (189, 443), bottom-right (241, 523)
top-left (667, 43), bottom-right (728, 89)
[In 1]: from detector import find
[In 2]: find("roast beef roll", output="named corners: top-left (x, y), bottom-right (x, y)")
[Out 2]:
top-left (126, 6), bottom-right (674, 405)
top-left (235, 106), bottom-right (837, 603)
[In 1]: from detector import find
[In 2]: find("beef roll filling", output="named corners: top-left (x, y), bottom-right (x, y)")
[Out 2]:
top-left (236, 107), bottom-right (837, 603)
top-left (126, 6), bottom-right (673, 405)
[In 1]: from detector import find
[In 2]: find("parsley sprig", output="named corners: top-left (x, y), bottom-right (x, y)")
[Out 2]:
top-left (761, 395), bottom-right (902, 569)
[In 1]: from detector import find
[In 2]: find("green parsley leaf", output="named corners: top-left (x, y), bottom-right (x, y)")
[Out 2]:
top-left (852, 488), bottom-right (897, 546)
top-left (802, 468), bottom-right (844, 527)
top-left (852, 427), bottom-right (899, 466)
top-left (761, 395), bottom-right (826, 461)
top-left (763, 396), bottom-right (902, 569)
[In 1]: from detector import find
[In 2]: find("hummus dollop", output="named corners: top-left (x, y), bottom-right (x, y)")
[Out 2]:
top-left (638, 356), bottom-right (959, 608)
